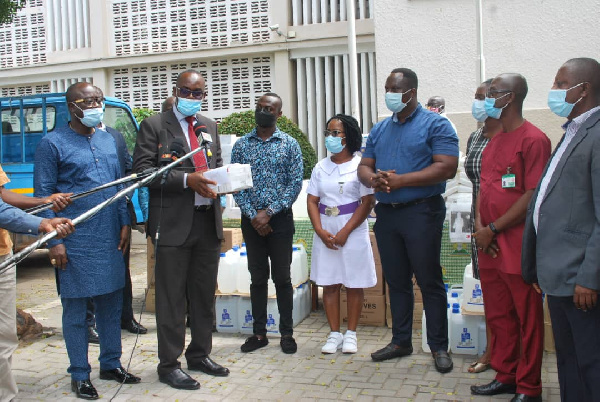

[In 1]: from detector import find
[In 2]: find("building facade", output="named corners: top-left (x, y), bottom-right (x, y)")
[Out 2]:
top-left (1, 0), bottom-right (597, 154)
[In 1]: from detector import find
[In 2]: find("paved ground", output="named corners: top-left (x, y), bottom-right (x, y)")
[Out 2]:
top-left (13, 232), bottom-right (560, 401)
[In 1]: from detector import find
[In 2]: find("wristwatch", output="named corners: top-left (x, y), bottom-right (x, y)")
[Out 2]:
top-left (488, 222), bottom-right (500, 234)
top-left (265, 207), bottom-right (275, 217)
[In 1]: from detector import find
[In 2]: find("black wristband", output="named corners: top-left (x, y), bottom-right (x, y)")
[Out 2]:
top-left (489, 222), bottom-right (500, 234)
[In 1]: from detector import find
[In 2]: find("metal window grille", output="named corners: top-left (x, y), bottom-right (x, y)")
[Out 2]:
top-left (291, 0), bottom-right (372, 25)
top-left (46, 0), bottom-right (91, 52)
top-left (111, 0), bottom-right (270, 57)
top-left (294, 52), bottom-right (377, 160)
top-left (0, 84), bottom-right (51, 97)
top-left (110, 56), bottom-right (272, 120)
top-left (0, 1), bottom-right (47, 68)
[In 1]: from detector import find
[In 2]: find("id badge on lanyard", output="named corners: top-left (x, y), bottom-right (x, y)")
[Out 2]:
top-left (501, 167), bottom-right (516, 189)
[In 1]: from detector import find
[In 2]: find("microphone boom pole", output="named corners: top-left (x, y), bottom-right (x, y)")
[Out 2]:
top-left (25, 171), bottom-right (155, 215)
top-left (0, 147), bottom-right (204, 272)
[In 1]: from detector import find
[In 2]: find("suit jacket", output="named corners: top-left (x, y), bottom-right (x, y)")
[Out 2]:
top-left (132, 110), bottom-right (223, 247)
top-left (522, 109), bottom-right (600, 296)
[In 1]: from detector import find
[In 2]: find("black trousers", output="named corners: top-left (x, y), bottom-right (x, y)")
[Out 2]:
top-left (373, 196), bottom-right (448, 351)
top-left (86, 225), bottom-right (134, 327)
top-left (241, 209), bottom-right (295, 337)
top-left (548, 295), bottom-right (600, 402)
top-left (154, 209), bottom-right (220, 375)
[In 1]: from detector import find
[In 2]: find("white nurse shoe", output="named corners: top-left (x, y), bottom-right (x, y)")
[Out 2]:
top-left (321, 332), bottom-right (343, 354)
top-left (342, 330), bottom-right (358, 354)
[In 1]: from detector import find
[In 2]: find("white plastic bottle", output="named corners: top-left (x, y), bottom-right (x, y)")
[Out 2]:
top-left (217, 252), bottom-right (237, 294)
top-left (215, 295), bottom-right (239, 333)
top-left (290, 246), bottom-right (302, 286)
top-left (238, 296), bottom-right (254, 334)
top-left (293, 243), bottom-right (309, 284)
top-left (236, 251), bottom-right (251, 294)
top-left (477, 317), bottom-right (487, 355)
top-left (266, 298), bottom-right (280, 334)
top-left (421, 309), bottom-right (430, 353)
top-left (450, 307), bottom-right (478, 355)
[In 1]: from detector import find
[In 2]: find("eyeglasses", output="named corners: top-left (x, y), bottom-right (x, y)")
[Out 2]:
top-left (485, 90), bottom-right (512, 98)
top-left (73, 97), bottom-right (105, 107)
top-left (177, 87), bottom-right (205, 99)
top-left (324, 130), bottom-right (345, 137)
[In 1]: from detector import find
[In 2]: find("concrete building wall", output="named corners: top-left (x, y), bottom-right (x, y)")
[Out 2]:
top-left (373, 0), bottom-right (600, 148)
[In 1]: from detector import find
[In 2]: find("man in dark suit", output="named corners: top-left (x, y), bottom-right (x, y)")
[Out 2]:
top-left (522, 57), bottom-right (600, 402)
top-left (132, 69), bottom-right (228, 390)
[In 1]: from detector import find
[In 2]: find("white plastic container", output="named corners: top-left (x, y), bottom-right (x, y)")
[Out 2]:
top-left (303, 282), bottom-right (312, 318)
top-left (266, 297), bottom-right (280, 334)
top-left (421, 309), bottom-right (430, 353)
top-left (215, 295), bottom-right (239, 333)
top-left (477, 317), bottom-right (488, 356)
top-left (238, 296), bottom-right (254, 334)
top-left (463, 263), bottom-right (485, 313)
top-left (217, 252), bottom-right (237, 294)
top-left (290, 245), bottom-right (309, 287)
top-left (236, 252), bottom-right (251, 295)
top-left (450, 307), bottom-right (479, 355)
top-left (448, 292), bottom-right (460, 308)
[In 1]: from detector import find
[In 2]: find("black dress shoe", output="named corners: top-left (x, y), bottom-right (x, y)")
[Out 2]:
top-left (511, 394), bottom-right (542, 402)
top-left (121, 319), bottom-right (148, 334)
top-left (371, 343), bottom-right (413, 362)
top-left (432, 350), bottom-right (453, 373)
top-left (158, 368), bottom-right (200, 390)
top-left (99, 366), bottom-right (141, 384)
top-left (88, 326), bottom-right (99, 344)
top-left (71, 379), bottom-right (99, 400)
top-left (188, 356), bottom-right (230, 377)
top-left (471, 379), bottom-right (517, 395)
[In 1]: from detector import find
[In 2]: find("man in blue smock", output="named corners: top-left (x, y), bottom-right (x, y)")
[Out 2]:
top-left (34, 82), bottom-right (141, 400)
top-left (358, 68), bottom-right (459, 373)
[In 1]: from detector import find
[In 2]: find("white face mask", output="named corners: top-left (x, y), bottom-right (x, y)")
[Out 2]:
top-left (385, 89), bottom-right (413, 113)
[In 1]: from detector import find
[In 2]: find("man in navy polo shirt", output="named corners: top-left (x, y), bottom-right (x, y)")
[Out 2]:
top-left (358, 68), bottom-right (458, 373)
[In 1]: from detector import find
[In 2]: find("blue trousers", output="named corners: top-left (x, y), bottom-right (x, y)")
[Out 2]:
top-left (548, 295), bottom-right (600, 402)
top-left (373, 197), bottom-right (448, 351)
top-left (62, 289), bottom-right (123, 380)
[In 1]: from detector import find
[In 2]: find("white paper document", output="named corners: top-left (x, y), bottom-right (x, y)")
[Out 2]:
top-left (203, 163), bottom-right (254, 194)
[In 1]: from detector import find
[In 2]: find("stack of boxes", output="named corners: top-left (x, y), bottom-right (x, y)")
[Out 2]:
top-left (385, 277), bottom-right (423, 329)
top-left (145, 228), bottom-right (243, 313)
top-left (340, 231), bottom-right (386, 326)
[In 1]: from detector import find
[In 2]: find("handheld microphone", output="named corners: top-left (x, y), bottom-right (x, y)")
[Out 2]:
top-left (193, 122), bottom-right (213, 146)
top-left (158, 129), bottom-right (172, 165)
top-left (169, 138), bottom-right (185, 161)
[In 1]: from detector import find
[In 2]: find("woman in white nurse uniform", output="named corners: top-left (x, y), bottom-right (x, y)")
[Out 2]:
top-left (307, 114), bottom-right (376, 354)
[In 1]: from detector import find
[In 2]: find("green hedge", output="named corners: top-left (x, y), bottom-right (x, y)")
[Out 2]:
top-left (218, 110), bottom-right (317, 179)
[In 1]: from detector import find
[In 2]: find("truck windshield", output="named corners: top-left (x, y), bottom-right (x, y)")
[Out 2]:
top-left (1, 106), bottom-right (56, 163)
top-left (104, 105), bottom-right (138, 154)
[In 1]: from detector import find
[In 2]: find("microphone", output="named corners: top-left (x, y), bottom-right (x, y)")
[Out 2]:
top-left (193, 122), bottom-right (213, 146)
top-left (158, 129), bottom-right (172, 165)
top-left (169, 138), bottom-right (185, 161)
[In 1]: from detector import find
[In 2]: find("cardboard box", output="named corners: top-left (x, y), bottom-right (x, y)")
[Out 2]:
top-left (369, 231), bottom-right (381, 266)
top-left (364, 262), bottom-right (385, 295)
top-left (221, 228), bottom-right (243, 252)
top-left (385, 294), bottom-right (423, 330)
top-left (146, 286), bottom-right (156, 313)
top-left (147, 237), bottom-right (155, 288)
top-left (385, 281), bottom-right (421, 303)
top-left (340, 292), bottom-right (386, 326)
top-left (544, 322), bottom-right (555, 353)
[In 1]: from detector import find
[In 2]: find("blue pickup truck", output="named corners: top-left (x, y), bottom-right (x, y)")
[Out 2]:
top-left (0, 93), bottom-right (144, 248)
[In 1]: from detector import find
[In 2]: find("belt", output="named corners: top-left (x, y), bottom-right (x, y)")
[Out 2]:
top-left (382, 195), bottom-right (440, 209)
top-left (319, 201), bottom-right (360, 217)
top-left (194, 205), bottom-right (213, 212)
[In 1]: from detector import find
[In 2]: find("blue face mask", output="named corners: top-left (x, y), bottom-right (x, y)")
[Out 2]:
top-left (385, 89), bottom-right (412, 113)
top-left (547, 82), bottom-right (585, 118)
top-left (484, 92), bottom-right (510, 119)
top-left (74, 106), bottom-right (104, 128)
top-left (325, 135), bottom-right (345, 154)
top-left (176, 97), bottom-right (203, 117)
top-left (471, 99), bottom-right (487, 122)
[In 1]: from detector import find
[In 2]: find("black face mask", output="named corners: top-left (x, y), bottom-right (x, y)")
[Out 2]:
top-left (255, 109), bottom-right (277, 128)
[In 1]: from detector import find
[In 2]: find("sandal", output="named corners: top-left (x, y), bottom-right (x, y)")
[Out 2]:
top-left (468, 361), bottom-right (490, 373)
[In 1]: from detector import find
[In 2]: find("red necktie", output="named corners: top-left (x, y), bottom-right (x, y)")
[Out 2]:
top-left (185, 116), bottom-right (208, 172)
